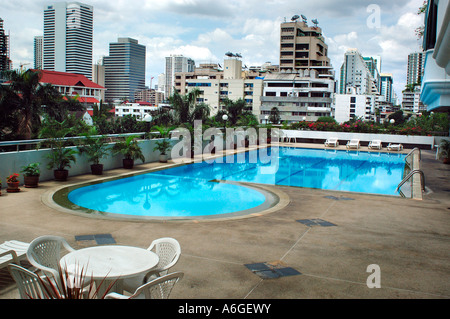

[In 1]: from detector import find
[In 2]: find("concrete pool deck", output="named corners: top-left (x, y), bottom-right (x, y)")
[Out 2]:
top-left (0, 143), bottom-right (449, 299)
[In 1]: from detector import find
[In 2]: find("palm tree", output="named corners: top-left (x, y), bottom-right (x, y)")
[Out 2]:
top-left (0, 69), bottom-right (57, 140)
top-left (169, 88), bottom-right (210, 124)
top-left (222, 98), bottom-right (248, 126)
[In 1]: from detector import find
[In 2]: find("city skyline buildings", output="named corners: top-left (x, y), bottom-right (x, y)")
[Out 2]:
top-left (103, 37), bottom-right (146, 102)
top-left (1, 0), bottom-right (425, 102)
top-left (43, 1), bottom-right (93, 79)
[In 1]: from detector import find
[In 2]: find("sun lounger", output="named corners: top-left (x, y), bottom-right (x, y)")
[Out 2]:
top-left (0, 240), bottom-right (30, 269)
top-left (368, 140), bottom-right (382, 150)
top-left (387, 143), bottom-right (403, 151)
top-left (324, 138), bottom-right (338, 147)
top-left (346, 139), bottom-right (360, 149)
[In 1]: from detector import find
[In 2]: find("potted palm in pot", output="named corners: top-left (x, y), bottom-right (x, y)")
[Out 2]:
top-left (153, 139), bottom-right (172, 163)
top-left (152, 125), bottom-right (175, 163)
top-left (39, 119), bottom-right (77, 182)
top-left (20, 162), bottom-right (41, 188)
top-left (78, 129), bottom-right (110, 175)
top-left (112, 135), bottom-right (145, 169)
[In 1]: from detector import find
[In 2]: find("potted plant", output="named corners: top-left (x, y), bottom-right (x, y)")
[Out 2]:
top-left (151, 125), bottom-right (175, 163)
top-left (78, 130), bottom-right (110, 175)
top-left (6, 173), bottom-right (20, 193)
top-left (112, 135), bottom-right (145, 169)
top-left (46, 147), bottom-right (78, 181)
top-left (39, 119), bottom-right (77, 181)
top-left (153, 139), bottom-right (172, 163)
top-left (438, 139), bottom-right (450, 164)
top-left (20, 162), bottom-right (41, 188)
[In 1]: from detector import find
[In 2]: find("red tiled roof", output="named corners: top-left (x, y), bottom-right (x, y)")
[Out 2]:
top-left (32, 69), bottom-right (105, 89)
top-left (62, 96), bottom-right (100, 103)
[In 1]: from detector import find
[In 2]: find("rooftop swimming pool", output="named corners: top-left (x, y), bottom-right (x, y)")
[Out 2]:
top-left (57, 147), bottom-right (406, 220)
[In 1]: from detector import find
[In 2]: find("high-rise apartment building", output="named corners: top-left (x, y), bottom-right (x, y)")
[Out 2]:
top-left (380, 73), bottom-right (394, 104)
top-left (103, 37), bottom-right (146, 102)
top-left (0, 17), bottom-right (11, 81)
top-left (165, 54), bottom-right (195, 98)
top-left (406, 52), bottom-right (425, 86)
top-left (34, 36), bottom-right (43, 69)
top-left (43, 2), bottom-right (93, 79)
top-left (257, 18), bottom-right (335, 123)
top-left (279, 18), bottom-right (333, 79)
top-left (339, 49), bottom-right (380, 95)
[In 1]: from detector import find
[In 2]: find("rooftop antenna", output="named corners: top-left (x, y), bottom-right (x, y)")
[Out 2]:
top-left (312, 19), bottom-right (319, 28)
top-left (291, 15), bottom-right (299, 22)
top-left (301, 14), bottom-right (307, 23)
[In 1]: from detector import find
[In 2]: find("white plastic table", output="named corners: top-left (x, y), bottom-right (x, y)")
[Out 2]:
top-left (60, 245), bottom-right (159, 297)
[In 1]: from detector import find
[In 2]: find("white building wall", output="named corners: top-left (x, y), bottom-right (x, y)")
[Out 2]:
top-left (333, 94), bottom-right (375, 123)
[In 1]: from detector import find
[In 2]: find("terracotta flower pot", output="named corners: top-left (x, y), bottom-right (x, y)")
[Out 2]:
top-left (123, 159), bottom-right (134, 169)
top-left (24, 175), bottom-right (40, 188)
top-left (54, 169), bottom-right (69, 182)
top-left (7, 181), bottom-right (20, 193)
top-left (91, 164), bottom-right (104, 175)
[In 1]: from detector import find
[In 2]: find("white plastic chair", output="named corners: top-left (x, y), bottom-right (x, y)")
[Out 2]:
top-left (105, 272), bottom-right (184, 299)
top-left (368, 140), bottom-right (382, 150)
top-left (26, 235), bottom-right (75, 282)
top-left (324, 138), bottom-right (338, 147)
top-left (8, 264), bottom-right (53, 299)
top-left (346, 139), bottom-right (360, 149)
top-left (0, 240), bottom-right (30, 269)
top-left (122, 237), bottom-right (181, 293)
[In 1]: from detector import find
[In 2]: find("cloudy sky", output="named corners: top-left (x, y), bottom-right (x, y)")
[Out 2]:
top-left (1, 0), bottom-right (426, 101)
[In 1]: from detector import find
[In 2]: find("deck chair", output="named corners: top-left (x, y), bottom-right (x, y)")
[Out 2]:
top-left (8, 264), bottom-right (53, 299)
top-left (368, 140), bottom-right (382, 150)
top-left (324, 138), bottom-right (338, 147)
top-left (346, 139), bottom-right (360, 149)
top-left (105, 272), bottom-right (184, 299)
top-left (0, 240), bottom-right (30, 270)
top-left (387, 143), bottom-right (403, 151)
top-left (123, 237), bottom-right (181, 294)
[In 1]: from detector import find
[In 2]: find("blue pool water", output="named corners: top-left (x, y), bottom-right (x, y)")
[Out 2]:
top-left (67, 147), bottom-right (406, 218)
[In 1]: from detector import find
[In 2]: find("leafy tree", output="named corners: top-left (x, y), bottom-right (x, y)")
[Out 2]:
top-left (222, 98), bottom-right (248, 126)
top-left (169, 88), bottom-right (209, 125)
top-left (0, 69), bottom-right (55, 140)
top-left (269, 107), bottom-right (281, 124)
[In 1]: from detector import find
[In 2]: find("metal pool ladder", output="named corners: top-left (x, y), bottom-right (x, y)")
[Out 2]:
top-left (396, 148), bottom-right (425, 198)
top-left (396, 169), bottom-right (426, 197)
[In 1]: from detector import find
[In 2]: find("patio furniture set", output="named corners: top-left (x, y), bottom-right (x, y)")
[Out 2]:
top-left (324, 138), bottom-right (403, 151)
top-left (1, 236), bottom-right (182, 299)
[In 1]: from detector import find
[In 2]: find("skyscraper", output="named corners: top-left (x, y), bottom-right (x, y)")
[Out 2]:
top-left (339, 49), bottom-right (379, 95)
top-left (406, 52), bottom-right (425, 86)
top-left (34, 36), bottom-right (43, 69)
top-left (0, 17), bottom-right (11, 81)
top-left (103, 37), bottom-right (146, 102)
top-left (165, 54), bottom-right (195, 98)
top-left (43, 2), bottom-right (93, 79)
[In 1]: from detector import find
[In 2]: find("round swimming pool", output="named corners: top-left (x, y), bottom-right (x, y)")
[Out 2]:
top-left (66, 173), bottom-right (270, 218)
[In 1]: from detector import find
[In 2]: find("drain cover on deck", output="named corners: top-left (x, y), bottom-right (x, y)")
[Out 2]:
top-left (296, 219), bottom-right (337, 227)
top-left (245, 261), bottom-right (301, 279)
top-left (75, 234), bottom-right (116, 245)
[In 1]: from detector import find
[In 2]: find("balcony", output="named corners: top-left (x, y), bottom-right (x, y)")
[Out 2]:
top-left (420, 49), bottom-right (450, 112)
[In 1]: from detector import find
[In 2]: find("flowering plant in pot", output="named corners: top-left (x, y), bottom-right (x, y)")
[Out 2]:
top-left (20, 162), bottom-right (41, 188)
top-left (6, 173), bottom-right (20, 193)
